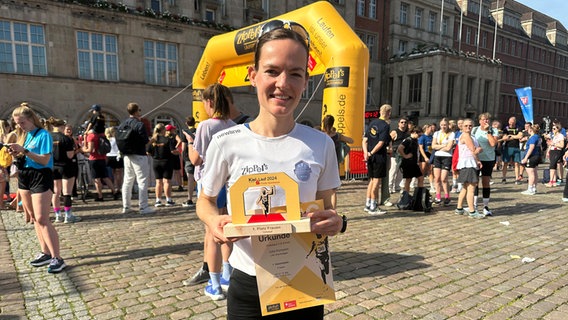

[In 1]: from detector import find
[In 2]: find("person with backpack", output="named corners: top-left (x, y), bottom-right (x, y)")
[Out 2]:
top-left (396, 127), bottom-right (425, 210)
top-left (454, 118), bottom-right (484, 219)
top-left (520, 124), bottom-right (542, 195)
top-left (47, 117), bottom-right (81, 223)
top-left (82, 114), bottom-right (117, 202)
top-left (117, 102), bottom-right (155, 215)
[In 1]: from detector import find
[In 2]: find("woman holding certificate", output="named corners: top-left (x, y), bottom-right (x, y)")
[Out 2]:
top-left (196, 21), bottom-right (344, 319)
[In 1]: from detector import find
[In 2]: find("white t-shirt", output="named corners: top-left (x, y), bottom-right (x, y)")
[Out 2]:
top-left (200, 123), bottom-right (341, 276)
top-left (193, 118), bottom-right (236, 181)
top-left (433, 130), bottom-right (455, 157)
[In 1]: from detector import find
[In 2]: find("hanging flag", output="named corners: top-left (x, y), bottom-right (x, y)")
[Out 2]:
top-left (515, 87), bottom-right (533, 124)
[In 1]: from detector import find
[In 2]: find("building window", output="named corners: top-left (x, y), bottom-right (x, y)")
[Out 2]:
top-left (366, 34), bottom-right (376, 60)
top-left (415, 8), bottom-right (423, 29)
top-left (399, 40), bottom-right (408, 54)
top-left (427, 72), bottom-right (433, 114)
top-left (428, 12), bottom-right (436, 32)
top-left (442, 16), bottom-right (449, 35)
top-left (366, 77), bottom-right (374, 106)
top-left (369, 0), bottom-right (377, 19)
top-left (408, 73), bottom-right (421, 103)
top-left (400, 3), bottom-right (409, 25)
top-left (357, 0), bottom-right (365, 17)
top-left (0, 20), bottom-right (47, 75)
top-left (205, 8), bottom-right (215, 21)
top-left (482, 31), bottom-right (488, 48)
top-left (302, 77), bottom-right (316, 99)
top-left (466, 77), bottom-right (474, 105)
top-left (466, 27), bottom-right (471, 44)
top-left (446, 75), bottom-right (455, 116)
top-left (76, 31), bottom-right (118, 81)
top-left (144, 40), bottom-right (178, 86)
top-left (151, 0), bottom-right (162, 13)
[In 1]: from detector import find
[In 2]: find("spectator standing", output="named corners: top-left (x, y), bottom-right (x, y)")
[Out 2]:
top-left (454, 119), bottom-right (483, 218)
top-left (545, 121), bottom-right (565, 187)
top-left (431, 118), bottom-right (455, 205)
top-left (520, 124), bottom-right (542, 195)
top-left (0, 119), bottom-right (12, 209)
top-left (165, 124), bottom-right (183, 192)
top-left (105, 127), bottom-right (123, 198)
top-left (189, 83), bottom-right (236, 300)
top-left (363, 104), bottom-right (392, 215)
top-left (10, 103), bottom-right (66, 273)
top-left (501, 116), bottom-right (523, 184)
top-left (418, 123), bottom-right (435, 189)
top-left (181, 116), bottom-right (197, 208)
top-left (47, 118), bottom-right (81, 223)
top-left (118, 103), bottom-right (154, 214)
top-left (147, 123), bottom-right (175, 207)
top-left (397, 126), bottom-right (424, 193)
top-left (388, 117), bottom-right (409, 194)
top-left (472, 113), bottom-right (499, 216)
top-left (322, 114), bottom-right (353, 208)
top-left (82, 115), bottom-right (117, 201)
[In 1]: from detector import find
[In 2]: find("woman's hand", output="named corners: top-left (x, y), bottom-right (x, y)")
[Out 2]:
top-left (306, 209), bottom-right (342, 236)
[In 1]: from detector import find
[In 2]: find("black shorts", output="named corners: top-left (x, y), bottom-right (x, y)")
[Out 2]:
top-left (153, 159), bottom-right (173, 180)
top-left (418, 152), bottom-right (431, 163)
top-left (548, 150), bottom-right (563, 169)
top-left (89, 159), bottom-right (108, 179)
top-left (433, 155), bottom-right (452, 170)
top-left (367, 154), bottom-right (387, 179)
top-left (107, 156), bottom-right (124, 169)
top-left (479, 160), bottom-right (495, 177)
top-left (53, 164), bottom-right (77, 179)
top-left (227, 269), bottom-right (324, 320)
top-left (401, 161), bottom-right (423, 179)
top-left (170, 155), bottom-right (181, 170)
top-left (18, 167), bottom-right (53, 193)
top-left (525, 155), bottom-right (541, 168)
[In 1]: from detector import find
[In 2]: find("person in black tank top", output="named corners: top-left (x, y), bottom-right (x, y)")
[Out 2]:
top-left (388, 117), bottom-right (409, 194)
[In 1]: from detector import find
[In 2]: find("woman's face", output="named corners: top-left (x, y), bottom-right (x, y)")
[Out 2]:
top-left (203, 99), bottom-right (214, 118)
top-left (12, 115), bottom-right (34, 132)
top-left (64, 126), bottom-right (73, 136)
top-left (462, 120), bottom-right (473, 133)
top-left (439, 121), bottom-right (448, 132)
top-left (249, 38), bottom-right (308, 119)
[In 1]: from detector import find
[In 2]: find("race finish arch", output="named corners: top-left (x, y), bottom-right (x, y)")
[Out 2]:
top-left (192, 1), bottom-right (369, 147)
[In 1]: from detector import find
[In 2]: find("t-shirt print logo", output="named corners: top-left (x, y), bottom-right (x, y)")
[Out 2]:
top-left (294, 160), bottom-right (312, 182)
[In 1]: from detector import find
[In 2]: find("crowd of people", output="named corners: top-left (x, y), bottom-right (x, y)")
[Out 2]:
top-left (1, 19), bottom-right (567, 319)
top-left (363, 109), bottom-right (568, 218)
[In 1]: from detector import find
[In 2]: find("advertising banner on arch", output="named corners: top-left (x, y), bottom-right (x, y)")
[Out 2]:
top-left (515, 87), bottom-right (534, 124)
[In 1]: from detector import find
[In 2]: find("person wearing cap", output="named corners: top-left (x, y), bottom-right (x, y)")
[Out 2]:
top-left (83, 104), bottom-right (101, 138)
top-left (165, 124), bottom-right (183, 194)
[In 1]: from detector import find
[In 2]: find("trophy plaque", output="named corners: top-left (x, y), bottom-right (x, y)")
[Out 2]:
top-left (223, 173), bottom-right (314, 237)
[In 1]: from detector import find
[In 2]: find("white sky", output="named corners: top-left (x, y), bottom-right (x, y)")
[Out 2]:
top-left (515, 0), bottom-right (568, 29)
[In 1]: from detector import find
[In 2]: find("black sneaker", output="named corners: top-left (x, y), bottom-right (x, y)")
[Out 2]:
top-left (182, 200), bottom-right (195, 208)
top-left (30, 253), bottom-right (52, 267)
top-left (182, 268), bottom-right (209, 286)
top-left (47, 257), bottom-right (67, 273)
top-left (443, 198), bottom-right (451, 206)
top-left (113, 192), bottom-right (120, 200)
top-left (94, 197), bottom-right (104, 202)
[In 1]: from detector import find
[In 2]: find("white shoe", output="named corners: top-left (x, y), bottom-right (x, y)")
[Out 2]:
top-left (121, 207), bottom-right (135, 214)
top-left (140, 207), bottom-right (156, 214)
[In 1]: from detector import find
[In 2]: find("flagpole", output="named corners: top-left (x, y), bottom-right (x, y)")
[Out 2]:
top-left (492, 0), bottom-right (499, 59)
top-left (439, 0), bottom-right (445, 47)
top-left (476, 0), bottom-right (483, 55)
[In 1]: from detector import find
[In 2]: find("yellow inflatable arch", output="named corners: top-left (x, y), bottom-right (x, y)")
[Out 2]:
top-left (192, 1), bottom-right (369, 147)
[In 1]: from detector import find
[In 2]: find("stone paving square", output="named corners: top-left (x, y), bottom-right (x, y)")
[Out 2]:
top-left (1, 173), bottom-right (568, 319)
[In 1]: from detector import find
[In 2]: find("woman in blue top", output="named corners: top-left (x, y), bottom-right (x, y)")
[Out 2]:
top-left (9, 103), bottom-right (66, 273)
top-left (520, 124), bottom-right (541, 195)
top-left (418, 123), bottom-right (435, 185)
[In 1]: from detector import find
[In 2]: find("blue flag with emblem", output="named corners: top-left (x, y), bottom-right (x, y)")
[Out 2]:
top-left (514, 87), bottom-right (533, 124)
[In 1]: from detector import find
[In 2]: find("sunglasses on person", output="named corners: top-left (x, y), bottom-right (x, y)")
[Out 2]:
top-left (258, 19), bottom-right (310, 49)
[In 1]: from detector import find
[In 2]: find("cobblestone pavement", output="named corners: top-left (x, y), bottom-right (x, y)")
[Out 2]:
top-left (1, 171), bottom-right (568, 319)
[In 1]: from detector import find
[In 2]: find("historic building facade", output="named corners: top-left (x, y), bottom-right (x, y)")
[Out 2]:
top-left (1, 0), bottom-right (567, 129)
